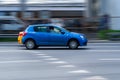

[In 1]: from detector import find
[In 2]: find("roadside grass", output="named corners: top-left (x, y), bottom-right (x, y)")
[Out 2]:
top-left (98, 30), bottom-right (120, 39)
top-left (0, 38), bottom-right (17, 42)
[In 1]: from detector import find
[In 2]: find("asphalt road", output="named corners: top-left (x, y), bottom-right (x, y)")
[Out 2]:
top-left (0, 42), bottom-right (120, 80)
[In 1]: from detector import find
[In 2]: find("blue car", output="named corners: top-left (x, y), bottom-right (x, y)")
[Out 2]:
top-left (18, 24), bottom-right (87, 49)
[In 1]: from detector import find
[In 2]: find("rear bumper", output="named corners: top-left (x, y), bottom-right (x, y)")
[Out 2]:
top-left (18, 36), bottom-right (23, 44)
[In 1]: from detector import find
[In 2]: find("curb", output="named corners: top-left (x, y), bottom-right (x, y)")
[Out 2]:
top-left (88, 39), bottom-right (120, 43)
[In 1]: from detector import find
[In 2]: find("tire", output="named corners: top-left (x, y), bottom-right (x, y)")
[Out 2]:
top-left (68, 40), bottom-right (79, 49)
top-left (25, 39), bottom-right (37, 49)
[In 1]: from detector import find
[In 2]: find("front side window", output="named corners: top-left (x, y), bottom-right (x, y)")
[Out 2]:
top-left (34, 26), bottom-right (48, 32)
top-left (49, 26), bottom-right (61, 34)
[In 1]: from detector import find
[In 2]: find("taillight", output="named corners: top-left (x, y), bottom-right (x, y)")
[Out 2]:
top-left (23, 32), bottom-right (27, 36)
top-left (19, 32), bottom-right (27, 36)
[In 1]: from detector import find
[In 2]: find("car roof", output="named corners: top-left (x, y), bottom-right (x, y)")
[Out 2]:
top-left (29, 24), bottom-right (62, 28)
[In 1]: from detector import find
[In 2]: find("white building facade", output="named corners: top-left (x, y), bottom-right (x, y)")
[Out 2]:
top-left (97, 0), bottom-right (120, 30)
top-left (86, 0), bottom-right (120, 30)
top-left (104, 0), bottom-right (120, 30)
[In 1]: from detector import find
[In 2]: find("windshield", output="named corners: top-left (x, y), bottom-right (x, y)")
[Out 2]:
top-left (61, 27), bottom-right (70, 33)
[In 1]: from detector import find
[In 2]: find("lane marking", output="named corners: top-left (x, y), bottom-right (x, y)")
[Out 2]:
top-left (49, 61), bottom-right (68, 64)
top-left (90, 43), bottom-right (120, 44)
top-left (0, 60), bottom-right (41, 64)
top-left (36, 54), bottom-right (47, 56)
top-left (0, 50), bottom-right (29, 53)
top-left (100, 58), bottom-right (120, 61)
top-left (87, 50), bottom-right (120, 52)
top-left (40, 56), bottom-right (53, 58)
top-left (81, 76), bottom-right (108, 80)
top-left (31, 51), bottom-right (42, 53)
top-left (44, 58), bottom-right (59, 61)
top-left (68, 70), bottom-right (90, 74)
top-left (58, 65), bottom-right (76, 68)
top-left (88, 46), bottom-right (119, 47)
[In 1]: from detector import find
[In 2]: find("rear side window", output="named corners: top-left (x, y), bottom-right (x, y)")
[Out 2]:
top-left (34, 26), bottom-right (48, 32)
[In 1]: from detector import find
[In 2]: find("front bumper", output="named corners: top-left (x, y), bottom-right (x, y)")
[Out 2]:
top-left (79, 37), bottom-right (88, 46)
top-left (83, 41), bottom-right (87, 46)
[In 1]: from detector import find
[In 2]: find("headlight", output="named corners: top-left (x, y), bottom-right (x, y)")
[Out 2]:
top-left (80, 35), bottom-right (85, 39)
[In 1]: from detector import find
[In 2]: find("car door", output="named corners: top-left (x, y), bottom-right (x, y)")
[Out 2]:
top-left (34, 26), bottom-right (51, 45)
top-left (48, 26), bottom-right (68, 45)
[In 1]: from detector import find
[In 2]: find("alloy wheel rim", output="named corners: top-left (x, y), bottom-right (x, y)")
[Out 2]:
top-left (70, 41), bottom-right (77, 49)
top-left (26, 41), bottom-right (34, 49)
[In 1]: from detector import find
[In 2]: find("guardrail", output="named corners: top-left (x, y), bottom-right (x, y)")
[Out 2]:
top-left (0, 34), bottom-right (18, 38)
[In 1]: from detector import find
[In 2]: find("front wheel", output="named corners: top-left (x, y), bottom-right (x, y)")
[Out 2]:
top-left (25, 39), bottom-right (37, 49)
top-left (68, 40), bottom-right (79, 49)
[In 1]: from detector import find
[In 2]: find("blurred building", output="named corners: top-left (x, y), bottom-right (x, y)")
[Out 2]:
top-left (0, 0), bottom-right (120, 30)
top-left (0, 0), bottom-right (86, 19)
top-left (0, 0), bottom-right (100, 18)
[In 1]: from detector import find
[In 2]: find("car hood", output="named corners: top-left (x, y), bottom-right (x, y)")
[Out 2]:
top-left (70, 32), bottom-right (83, 36)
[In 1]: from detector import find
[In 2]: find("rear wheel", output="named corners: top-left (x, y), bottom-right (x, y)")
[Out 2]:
top-left (68, 40), bottom-right (79, 49)
top-left (25, 39), bottom-right (37, 49)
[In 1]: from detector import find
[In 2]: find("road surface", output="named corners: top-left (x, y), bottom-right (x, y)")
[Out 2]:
top-left (0, 42), bottom-right (120, 80)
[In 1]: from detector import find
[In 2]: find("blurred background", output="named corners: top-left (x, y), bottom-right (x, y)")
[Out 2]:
top-left (0, 0), bottom-right (120, 40)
